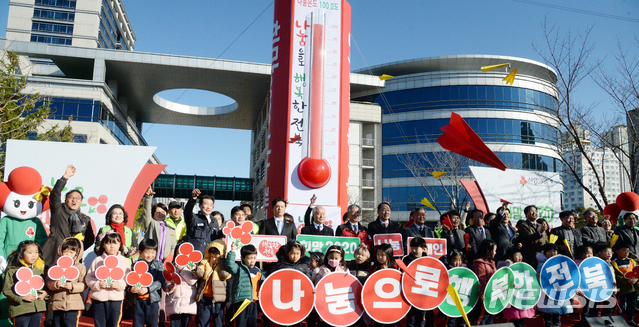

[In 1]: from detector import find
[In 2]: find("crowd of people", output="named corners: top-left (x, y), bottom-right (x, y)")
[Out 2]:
top-left (1, 165), bottom-right (638, 327)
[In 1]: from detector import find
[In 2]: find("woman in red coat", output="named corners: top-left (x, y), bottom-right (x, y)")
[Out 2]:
top-left (472, 239), bottom-right (497, 325)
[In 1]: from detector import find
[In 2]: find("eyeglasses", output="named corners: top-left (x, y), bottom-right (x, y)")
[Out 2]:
top-left (67, 196), bottom-right (82, 201)
top-left (111, 212), bottom-right (124, 216)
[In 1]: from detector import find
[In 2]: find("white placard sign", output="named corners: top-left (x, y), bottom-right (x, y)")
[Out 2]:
top-left (470, 166), bottom-right (562, 227)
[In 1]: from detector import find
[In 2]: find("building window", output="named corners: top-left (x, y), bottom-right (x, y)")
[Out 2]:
top-left (33, 9), bottom-right (75, 21)
top-left (34, 0), bottom-right (76, 9)
top-left (32, 22), bottom-right (74, 35)
top-left (30, 34), bottom-right (72, 45)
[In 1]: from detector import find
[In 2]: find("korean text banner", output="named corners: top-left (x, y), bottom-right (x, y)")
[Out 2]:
top-left (297, 234), bottom-right (360, 260)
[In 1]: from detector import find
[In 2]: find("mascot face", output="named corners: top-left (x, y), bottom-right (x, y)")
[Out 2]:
top-left (4, 191), bottom-right (43, 218)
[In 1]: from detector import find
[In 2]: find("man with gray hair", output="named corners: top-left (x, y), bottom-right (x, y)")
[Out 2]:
top-left (301, 202), bottom-right (334, 236)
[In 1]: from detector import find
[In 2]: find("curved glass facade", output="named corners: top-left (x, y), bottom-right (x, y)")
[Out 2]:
top-left (377, 81), bottom-right (559, 214)
top-left (381, 85), bottom-right (557, 115)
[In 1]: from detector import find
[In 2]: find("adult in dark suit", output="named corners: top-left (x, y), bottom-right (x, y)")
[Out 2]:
top-left (580, 209), bottom-right (610, 249)
top-left (489, 206), bottom-right (520, 261)
top-left (516, 205), bottom-right (548, 268)
top-left (465, 209), bottom-right (491, 264)
top-left (301, 205), bottom-right (334, 236)
top-left (550, 211), bottom-right (583, 259)
top-left (402, 207), bottom-right (434, 253)
top-left (613, 213), bottom-right (639, 258)
top-left (368, 202), bottom-right (401, 238)
top-left (335, 204), bottom-right (372, 250)
top-left (259, 197), bottom-right (297, 242)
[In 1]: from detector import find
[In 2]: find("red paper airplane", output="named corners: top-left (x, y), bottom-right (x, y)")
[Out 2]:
top-left (442, 214), bottom-right (453, 230)
top-left (500, 199), bottom-right (512, 205)
top-left (437, 112), bottom-right (507, 171)
top-left (464, 233), bottom-right (470, 251)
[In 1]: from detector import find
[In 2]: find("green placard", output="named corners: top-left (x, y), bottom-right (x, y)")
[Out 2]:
top-left (438, 267), bottom-right (480, 318)
top-left (483, 267), bottom-right (514, 315)
top-left (297, 235), bottom-right (360, 261)
top-left (510, 262), bottom-right (542, 310)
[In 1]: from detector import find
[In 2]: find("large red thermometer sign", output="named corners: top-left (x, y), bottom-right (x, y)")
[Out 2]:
top-left (298, 11), bottom-right (331, 189)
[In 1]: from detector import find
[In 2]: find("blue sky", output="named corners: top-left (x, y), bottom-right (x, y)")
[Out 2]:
top-left (1, 0), bottom-right (637, 216)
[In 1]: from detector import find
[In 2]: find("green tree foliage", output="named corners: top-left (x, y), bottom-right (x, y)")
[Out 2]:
top-left (0, 51), bottom-right (74, 178)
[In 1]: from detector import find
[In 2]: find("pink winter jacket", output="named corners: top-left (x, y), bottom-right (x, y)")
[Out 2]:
top-left (164, 266), bottom-right (198, 316)
top-left (86, 253), bottom-right (131, 302)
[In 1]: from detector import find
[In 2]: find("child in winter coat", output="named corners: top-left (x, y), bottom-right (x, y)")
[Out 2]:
top-left (164, 243), bottom-right (199, 327)
top-left (195, 240), bottom-right (231, 327)
top-left (499, 247), bottom-right (534, 327)
top-left (86, 231), bottom-right (132, 327)
top-left (308, 251), bottom-right (325, 282)
top-left (612, 242), bottom-right (639, 326)
top-left (348, 245), bottom-right (371, 285)
top-left (537, 243), bottom-right (572, 327)
top-left (313, 245), bottom-right (349, 284)
top-left (472, 239), bottom-right (498, 325)
top-left (45, 237), bottom-right (87, 327)
top-left (2, 240), bottom-right (47, 327)
top-left (226, 243), bottom-right (265, 327)
top-left (269, 241), bottom-right (310, 275)
top-left (129, 239), bottom-right (165, 327)
top-left (402, 237), bottom-right (433, 327)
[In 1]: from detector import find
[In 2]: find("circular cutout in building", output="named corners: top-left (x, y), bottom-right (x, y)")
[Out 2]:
top-left (153, 88), bottom-right (238, 115)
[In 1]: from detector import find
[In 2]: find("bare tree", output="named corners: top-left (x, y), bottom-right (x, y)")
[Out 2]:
top-left (593, 36), bottom-right (639, 193)
top-left (0, 51), bottom-right (74, 178)
top-left (532, 20), bottom-right (613, 213)
top-left (396, 144), bottom-right (471, 216)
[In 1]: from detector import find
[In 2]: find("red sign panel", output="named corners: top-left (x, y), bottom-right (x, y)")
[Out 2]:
top-left (373, 233), bottom-right (404, 256)
top-left (407, 237), bottom-right (447, 259)
top-left (315, 272), bottom-right (363, 327)
top-left (362, 269), bottom-right (411, 324)
top-left (259, 269), bottom-right (315, 325)
top-left (401, 257), bottom-right (449, 310)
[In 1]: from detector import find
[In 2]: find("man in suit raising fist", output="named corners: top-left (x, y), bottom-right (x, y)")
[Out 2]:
top-left (259, 197), bottom-right (298, 242)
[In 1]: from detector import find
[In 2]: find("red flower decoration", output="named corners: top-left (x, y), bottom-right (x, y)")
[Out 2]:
top-left (48, 256), bottom-right (80, 283)
top-left (175, 243), bottom-right (203, 269)
top-left (14, 267), bottom-right (44, 296)
top-left (163, 262), bottom-right (182, 285)
top-left (25, 227), bottom-right (35, 237)
top-left (223, 221), bottom-right (253, 246)
top-left (95, 255), bottom-right (125, 284)
top-left (126, 261), bottom-right (153, 287)
top-left (625, 266), bottom-right (639, 279)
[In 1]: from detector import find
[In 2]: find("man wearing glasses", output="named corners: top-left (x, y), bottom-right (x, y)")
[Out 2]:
top-left (335, 204), bottom-right (372, 250)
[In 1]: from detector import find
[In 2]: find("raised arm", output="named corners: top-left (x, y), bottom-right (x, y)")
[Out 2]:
top-left (141, 186), bottom-right (155, 228)
top-left (184, 189), bottom-right (200, 230)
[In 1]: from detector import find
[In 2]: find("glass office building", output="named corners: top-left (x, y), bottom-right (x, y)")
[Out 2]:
top-left (353, 55), bottom-right (560, 219)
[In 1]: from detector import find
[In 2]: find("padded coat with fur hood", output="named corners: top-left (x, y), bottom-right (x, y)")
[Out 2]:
top-left (195, 240), bottom-right (231, 303)
top-left (45, 237), bottom-right (87, 311)
top-left (164, 264), bottom-right (198, 316)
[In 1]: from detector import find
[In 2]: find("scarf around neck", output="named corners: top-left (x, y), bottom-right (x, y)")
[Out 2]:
top-left (110, 222), bottom-right (126, 246)
top-left (68, 207), bottom-right (86, 234)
